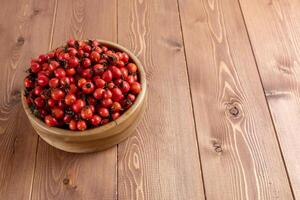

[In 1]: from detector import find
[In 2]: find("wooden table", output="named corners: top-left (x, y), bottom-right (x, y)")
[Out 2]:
top-left (0, 0), bottom-right (299, 199)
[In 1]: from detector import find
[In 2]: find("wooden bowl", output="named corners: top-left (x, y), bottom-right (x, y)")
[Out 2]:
top-left (21, 40), bottom-right (147, 153)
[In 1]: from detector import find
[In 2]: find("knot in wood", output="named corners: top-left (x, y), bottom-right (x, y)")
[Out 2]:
top-left (229, 106), bottom-right (239, 117)
top-left (17, 36), bottom-right (25, 46)
top-left (63, 178), bottom-right (70, 185)
top-left (213, 143), bottom-right (223, 153)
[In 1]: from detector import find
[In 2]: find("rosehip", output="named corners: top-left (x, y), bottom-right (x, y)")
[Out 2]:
top-left (77, 120), bottom-right (87, 131)
top-left (130, 82), bottom-right (141, 94)
top-left (45, 115), bottom-right (57, 127)
top-left (91, 115), bottom-right (101, 126)
top-left (98, 107), bottom-right (109, 118)
top-left (51, 88), bottom-right (65, 100)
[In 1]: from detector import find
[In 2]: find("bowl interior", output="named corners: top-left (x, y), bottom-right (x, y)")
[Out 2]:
top-left (22, 39), bottom-right (147, 137)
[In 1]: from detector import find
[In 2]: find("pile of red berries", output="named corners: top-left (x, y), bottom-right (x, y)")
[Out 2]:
top-left (24, 39), bottom-right (142, 131)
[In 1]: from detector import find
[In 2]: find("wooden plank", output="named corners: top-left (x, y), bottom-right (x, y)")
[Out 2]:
top-left (31, 1), bottom-right (117, 199)
top-left (0, 0), bottom-right (56, 199)
top-left (239, 0), bottom-right (300, 197)
top-left (117, 0), bottom-right (205, 199)
top-left (178, 0), bottom-right (294, 199)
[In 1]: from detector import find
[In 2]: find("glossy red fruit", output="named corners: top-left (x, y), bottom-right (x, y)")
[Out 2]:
top-left (93, 88), bottom-right (105, 100)
top-left (130, 82), bottom-right (141, 94)
top-left (51, 88), bottom-right (65, 100)
top-left (52, 107), bottom-right (64, 119)
top-left (107, 82), bottom-right (115, 89)
top-left (77, 78), bottom-right (87, 88)
top-left (126, 75), bottom-right (135, 84)
top-left (63, 115), bottom-right (72, 123)
top-left (38, 70), bottom-right (50, 77)
top-left (31, 63), bottom-right (41, 73)
top-left (102, 70), bottom-right (113, 82)
top-left (65, 94), bottom-right (76, 105)
top-left (45, 115), bottom-right (57, 127)
top-left (54, 68), bottom-right (66, 79)
top-left (24, 78), bottom-right (34, 88)
top-left (94, 78), bottom-right (106, 88)
top-left (34, 97), bottom-right (45, 107)
top-left (122, 53), bottom-right (129, 62)
top-left (82, 58), bottom-right (91, 68)
top-left (72, 99), bottom-right (86, 113)
top-left (60, 77), bottom-right (70, 86)
top-left (47, 98), bottom-right (56, 107)
top-left (48, 61), bottom-right (59, 71)
top-left (81, 106), bottom-right (93, 119)
top-left (83, 45), bottom-right (92, 53)
top-left (93, 64), bottom-right (105, 75)
top-left (34, 86), bottom-right (43, 96)
top-left (69, 120), bottom-right (77, 130)
top-left (49, 78), bottom-right (59, 88)
top-left (63, 53), bottom-right (70, 61)
top-left (112, 112), bottom-right (120, 120)
top-left (94, 46), bottom-right (103, 54)
top-left (98, 107), bottom-right (109, 118)
top-left (126, 63), bottom-right (137, 73)
top-left (67, 39), bottom-right (76, 47)
top-left (39, 54), bottom-right (48, 63)
top-left (78, 49), bottom-right (84, 57)
top-left (119, 67), bottom-right (128, 79)
top-left (102, 46), bottom-right (108, 52)
top-left (111, 102), bottom-right (121, 112)
top-left (111, 66), bottom-right (122, 79)
top-left (66, 67), bottom-right (76, 76)
top-left (103, 89), bottom-right (112, 99)
top-left (48, 51), bottom-right (55, 58)
top-left (120, 81), bottom-right (130, 93)
top-left (41, 63), bottom-right (49, 71)
top-left (111, 88), bottom-right (124, 102)
top-left (92, 40), bottom-right (100, 47)
top-left (127, 93), bottom-right (136, 102)
top-left (117, 60), bottom-right (125, 68)
top-left (101, 98), bottom-right (113, 108)
top-left (68, 56), bottom-right (79, 67)
top-left (37, 75), bottom-right (49, 87)
top-left (82, 82), bottom-right (95, 94)
top-left (69, 84), bottom-right (78, 94)
top-left (91, 115), bottom-right (101, 126)
top-left (77, 120), bottom-right (87, 131)
top-left (90, 51), bottom-right (100, 62)
top-left (68, 48), bottom-right (77, 56)
top-left (81, 68), bottom-right (93, 79)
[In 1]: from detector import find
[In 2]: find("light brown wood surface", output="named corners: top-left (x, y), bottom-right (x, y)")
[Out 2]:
top-left (178, 0), bottom-right (294, 199)
top-left (0, 0), bottom-right (56, 199)
top-left (0, 0), bottom-right (299, 199)
top-left (239, 0), bottom-right (300, 198)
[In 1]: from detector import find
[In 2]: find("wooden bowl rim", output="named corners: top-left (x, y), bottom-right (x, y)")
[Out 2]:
top-left (21, 39), bottom-right (147, 137)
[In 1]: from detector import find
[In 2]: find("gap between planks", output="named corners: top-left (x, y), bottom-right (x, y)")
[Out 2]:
top-left (175, 0), bottom-right (208, 199)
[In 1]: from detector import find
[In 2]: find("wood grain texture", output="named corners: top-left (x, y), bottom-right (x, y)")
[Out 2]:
top-left (31, 0), bottom-right (118, 199)
top-left (239, 0), bottom-right (300, 197)
top-left (0, 0), bottom-right (56, 199)
top-left (178, 0), bottom-right (294, 199)
top-left (117, 0), bottom-right (205, 199)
